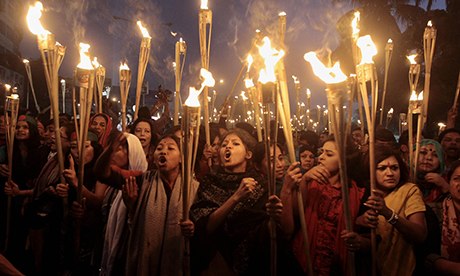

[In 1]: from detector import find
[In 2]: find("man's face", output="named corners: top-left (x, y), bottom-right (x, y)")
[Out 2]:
top-left (441, 132), bottom-right (460, 159)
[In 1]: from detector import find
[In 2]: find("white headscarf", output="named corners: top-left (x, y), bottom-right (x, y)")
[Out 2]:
top-left (125, 132), bottom-right (148, 172)
top-left (100, 132), bottom-right (148, 276)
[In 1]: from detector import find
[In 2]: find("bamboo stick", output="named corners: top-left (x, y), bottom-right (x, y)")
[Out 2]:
top-left (379, 39), bottom-right (393, 125)
top-left (119, 63), bottom-right (131, 132)
top-left (134, 22), bottom-right (151, 120)
top-left (4, 95), bottom-right (19, 252)
top-left (422, 21), bottom-right (436, 125)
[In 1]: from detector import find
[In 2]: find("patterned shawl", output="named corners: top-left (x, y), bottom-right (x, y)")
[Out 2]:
top-left (441, 196), bottom-right (460, 262)
top-left (125, 170), bottom-right (199, 275)
top-left (189, 168), bottom-right (270, 275)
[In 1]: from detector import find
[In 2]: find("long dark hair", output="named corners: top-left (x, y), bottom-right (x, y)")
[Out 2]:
top-left (322, 135), bottom-right (364, 185)
top-left (130, 117), bottom-right (157, 147)
top-left (366, 144), bottom-right (409, 187)
top-left (220, 128), bottom-right (257, 170)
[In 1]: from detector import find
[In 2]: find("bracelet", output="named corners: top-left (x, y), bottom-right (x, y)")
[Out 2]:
top-left (387, 209), bottom-right (399, 225)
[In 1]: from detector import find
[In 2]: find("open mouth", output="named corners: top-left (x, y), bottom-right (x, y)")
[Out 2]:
top-left (224, 150), bottom-right (231, 160)
top-left (159, 156), bottom-right (167, 165)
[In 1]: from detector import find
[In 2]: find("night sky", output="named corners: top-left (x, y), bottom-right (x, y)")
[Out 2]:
top-left (20, 0), bottom-right (445, 111)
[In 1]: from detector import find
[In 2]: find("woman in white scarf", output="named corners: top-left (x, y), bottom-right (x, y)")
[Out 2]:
top-left (124, 134), bottom-right (199, 276)
top-left (100, 132), bottom-right (148, 276)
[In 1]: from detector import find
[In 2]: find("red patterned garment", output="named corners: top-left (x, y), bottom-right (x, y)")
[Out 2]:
top-left (441, 196), bottom-right (460, 262)
top-left (292, 180), bottom-right (364, 275)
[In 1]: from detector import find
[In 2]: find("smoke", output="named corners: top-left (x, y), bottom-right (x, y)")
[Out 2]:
top-left (43, 0), bottom-right (90, 48)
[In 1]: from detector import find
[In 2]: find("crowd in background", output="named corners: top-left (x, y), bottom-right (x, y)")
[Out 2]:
top-left (0, 104), bottom-right (459, 276)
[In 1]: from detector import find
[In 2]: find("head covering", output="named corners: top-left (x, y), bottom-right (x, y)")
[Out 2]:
top-left (125, 132), bottom-right (148, 172)
top-left (89, 113), bottom-right (112, 147)
top-left (420, 139), bottom-right (445, 173)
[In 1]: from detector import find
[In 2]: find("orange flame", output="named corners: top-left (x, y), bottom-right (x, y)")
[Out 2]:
top-left (410, 91), bottom-right (423, 101)
top-left (200, 68), bottom-right (215, 90)
top-left (257, 36), bottom-right (285, 84)
top-left (351, 11), bottom-right (360, 38)
top-left (119, 62), bottom-right (130, 71)
top-left (26, 2), bottom-right (50, 36)
top-left (241, 91), bottom-right (248, 101)
top-left (292, 75), bottom-right (299, 84)
top-left (92, 57), bottom-right (100, 68)
top-left (184, 87), bottom-right (201, 107)
top-left (137, 21), bottom-right (151, 38)
top-left (77, 43), bottom-right (93, 70)
top-left (304, 52), bottom-right (347, 84)
top-left (357, 35), bottom-right (377, 64)
top-left (418, 91), bottom-right (423, 101)
top-left (244, 78), bottom-right (255, 89)
top-left (201, 0), bottom-right (208, 9)
top-left (407, 54), bottom-right (417, 65)
top-left (246, 54), bottom-right (253, 73)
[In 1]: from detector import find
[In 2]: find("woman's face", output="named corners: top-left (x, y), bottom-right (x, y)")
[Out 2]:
top-left (318, 141), bottom-right (339, 175)
top-left (16, 121), bottom-right (30, 140)
top-left (449, 166), bottom-right (460, 203)
top-left (153, 137), bottom-right (181, 173)
top-left (220, 133), bottom-right (251, 173)
top-left (90, 116), bottom-right (107, 137)
top-left (300, 150), bottom-right (315, 171)
top-left (418, 144), bottom-right (440, 173)
top-left (70, 140), bottom-right (94, 165)
top-left (110, 137), bottom-right (128, 168)
top-left (262, 145), bottom-right (285, 180)
top-left (134, 121), bottom-right (152, 149)
top-left (376, 156), bottom-right (401, 192)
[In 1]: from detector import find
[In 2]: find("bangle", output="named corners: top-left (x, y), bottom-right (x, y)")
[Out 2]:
top-left (387, 209), bottom-right (399, 225)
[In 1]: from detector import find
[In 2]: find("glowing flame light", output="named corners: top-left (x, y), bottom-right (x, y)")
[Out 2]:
top-left (200, 68), bottom-right (215, 89)
top-left (351, 11), bottom-right (360, 37)
top-left (257, 36), bottom-right (285, 84)
top-left (356, 35), bottom-right (377, 64)
top-left (388, 38), bottom-right (393, 44)
top-left (407, 54), bottom-right (417, 65)
top-left (10, 94), bottom-right (19, 100)
top-left (92, 57), bottom-right (100, 68)
top-left (26, 2), bottom-right (50, 36)
top-left (77, 43), bottom-right (93, 70)
top-left (304, 52), bottom-right (347, 84)
top-left (279, 11), bottom-right (286, 16)
top-left (388, 108), bottom-right (394, 114)
top-left (427, 20), bottom-right (433, 27)
top-left (246, 54), bottom-right (253, 73)
top-left (244, 78), bottom-right (255, 89)
top-left (119, 62), bottom-right (130, 71)
top-left (418, 91), bottom-right (423, 101)
top-left (292, 75), bottom-right (299, 84)
top-left (23, 59), bottom-right (29, 64)
top-left (410, 91), bottom-right (417, 101)
top-left (307, 88), bottom-right (311, 97)
top-left (241, 91), bottom-right (248, 101)
top-left (137, 21), bottom-right (151, 38)
top-left (201, 0), bottom-right (208, 9)
top-left (184, 87), bottom-right (201, 107)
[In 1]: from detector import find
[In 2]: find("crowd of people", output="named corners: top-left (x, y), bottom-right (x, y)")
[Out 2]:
top-left (0, 104), bottom-right (459, 276)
